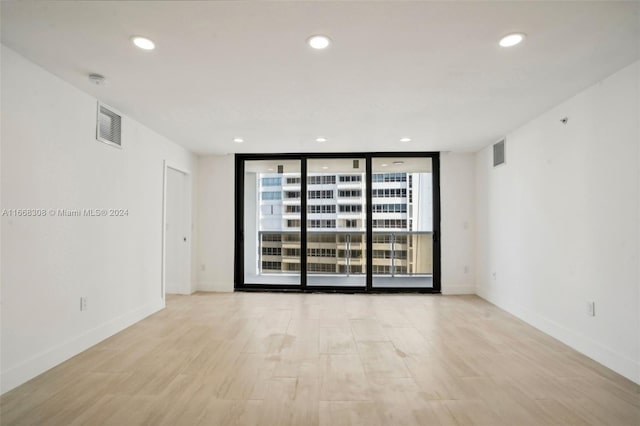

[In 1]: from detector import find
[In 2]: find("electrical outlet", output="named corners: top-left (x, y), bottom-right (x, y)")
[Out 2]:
top-left (586, 301), bottom-right (595, 317)
top-left (201, 264), bottom-right (206, 271)
top-left (464, 265), bottom-right (469, 274)
top-left (80, 297), bottom-right (87, 311)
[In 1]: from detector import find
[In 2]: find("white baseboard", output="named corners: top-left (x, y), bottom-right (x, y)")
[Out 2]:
top-left (442, 284), bottom-right (476, 295)
top-left (0, 298), bottom-right (165, 394)
top-left (476, 286), bottom-right (640, 385)
top-left (197, 281), bottom-right (233, 292)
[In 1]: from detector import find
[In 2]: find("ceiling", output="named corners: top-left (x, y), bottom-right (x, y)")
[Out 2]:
top-left (2, 1), bottom-right (638, 155)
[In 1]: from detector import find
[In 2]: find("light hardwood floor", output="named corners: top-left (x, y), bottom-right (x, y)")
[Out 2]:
top-left (2, 293), bottom-right (639, 425)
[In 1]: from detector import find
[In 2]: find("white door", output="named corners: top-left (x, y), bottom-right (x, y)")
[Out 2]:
top-left (165, 167), bottom-right (190, 294)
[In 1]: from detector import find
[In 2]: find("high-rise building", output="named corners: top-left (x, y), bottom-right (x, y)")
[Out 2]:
top-left (256, 171), bottom-right (432, 278)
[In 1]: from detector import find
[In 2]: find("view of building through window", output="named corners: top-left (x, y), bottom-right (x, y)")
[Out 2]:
top-left (243, 157), bottom-right (434, 288)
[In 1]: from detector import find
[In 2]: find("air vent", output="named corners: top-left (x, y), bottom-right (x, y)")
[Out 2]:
top-left (493, 139), bottom-right (505, 167)
top-left (96, 102), bottom-right (122, 148)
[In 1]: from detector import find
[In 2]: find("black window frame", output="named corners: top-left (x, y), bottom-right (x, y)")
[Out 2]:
top-left (234, 152), bottom-right (441, 293)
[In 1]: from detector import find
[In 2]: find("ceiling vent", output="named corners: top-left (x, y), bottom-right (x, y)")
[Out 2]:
top-left (96, 102), bottom-right (122, 148)
top-left (493, 139), bottom-right (505, 167)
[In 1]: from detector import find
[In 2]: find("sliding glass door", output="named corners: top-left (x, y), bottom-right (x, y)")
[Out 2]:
top-left (306, 158), bottom-right (366, 288)
top-left (242, 159), bottom-right (301, 286)
top-left (235, 153), bottom-right (440, 292)
top-left (371, 157), bottom-right (433, 288)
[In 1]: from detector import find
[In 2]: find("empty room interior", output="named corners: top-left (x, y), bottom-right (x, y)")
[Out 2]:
top-left (1, 1), bottom-right (639, 425)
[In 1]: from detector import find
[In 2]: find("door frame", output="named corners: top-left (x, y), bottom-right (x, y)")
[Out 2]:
top-left (161, 160), bottom-right (193, 300)
top-left (234, 152), bottom-right (441, 293)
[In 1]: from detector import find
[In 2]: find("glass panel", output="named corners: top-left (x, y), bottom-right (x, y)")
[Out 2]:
top-left (244, 159), bottom-right (301, 285)
top-left (306, 158), bottom-right (366, 287)
top-left (372, 157), bottom-right (433, 288)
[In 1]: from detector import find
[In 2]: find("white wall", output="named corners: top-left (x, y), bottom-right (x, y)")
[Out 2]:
top-left (475, 61), bottom-right (639, 383)
top-left (440, 153), bottom-right (476, 294)
top-left (195, 155), bottom-right (235, 291)
top-left (196, 153), bottom-right (476, 294)
top-left (0, 46), bottom-right (197, 393)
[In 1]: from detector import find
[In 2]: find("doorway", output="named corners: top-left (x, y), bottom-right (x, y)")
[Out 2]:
top-left (235, 152), bottom-right (440, 293)
top-left (163, 163), bottom-right (192, 296)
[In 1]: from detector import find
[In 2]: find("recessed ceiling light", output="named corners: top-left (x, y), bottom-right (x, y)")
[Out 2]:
top-left (268, 168), bottom-right (274, 171)
top-left (392, 161), bottom-right (404, 165)
top-left (499, 33), bottom-right (526, 48)
top-left (233, 138), bottom-right (244, 143)
top-left (131, 36), bottom-right (155, 50)
top-left (399, 137), bottom-right (411, 143)
top-left (315, 137), bottom-right (327, 143)
top-left (308, 35), bottom-right (331, 50)
top-left (322, 166), bottom-right (329, 170)
top-left (381, 163), bottom-right (388, 167)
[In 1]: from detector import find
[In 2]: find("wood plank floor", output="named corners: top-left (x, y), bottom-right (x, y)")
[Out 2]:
top-left (2, 293), bottom-right (639, 425)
